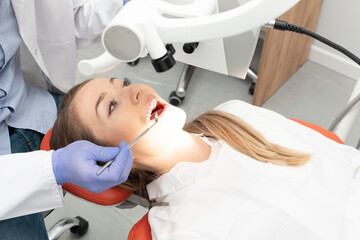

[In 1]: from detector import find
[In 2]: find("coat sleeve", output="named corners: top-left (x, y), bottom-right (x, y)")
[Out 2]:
top-left (0, 150), bottom-right (64, 220)
top-left (72, 0), bottom-right (125, 48)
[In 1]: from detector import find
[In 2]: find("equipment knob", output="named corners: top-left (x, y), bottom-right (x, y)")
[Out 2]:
top-left (151, 44), bottom-right (176, 72)
top-left (183, 42), bottom-right (199, 54)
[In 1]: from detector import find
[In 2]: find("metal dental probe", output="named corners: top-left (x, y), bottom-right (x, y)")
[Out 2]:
top-left (96, 112), bottom-right (158, 175)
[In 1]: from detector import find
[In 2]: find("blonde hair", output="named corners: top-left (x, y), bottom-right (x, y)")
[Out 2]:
top-left (183, 110), bottom-right (311, 167)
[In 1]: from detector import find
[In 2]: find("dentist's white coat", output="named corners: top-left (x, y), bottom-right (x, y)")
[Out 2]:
top-left (0, 0), bottom-right (124, 220)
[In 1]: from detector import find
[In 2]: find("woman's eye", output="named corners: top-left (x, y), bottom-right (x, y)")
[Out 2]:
top-left (108, 100), bottom-right (117, 115)
top-left (123, 78), bottom-right (131, 87)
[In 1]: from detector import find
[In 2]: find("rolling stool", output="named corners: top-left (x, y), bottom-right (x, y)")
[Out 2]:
top-left (168, 65), bottom-right (258, 106)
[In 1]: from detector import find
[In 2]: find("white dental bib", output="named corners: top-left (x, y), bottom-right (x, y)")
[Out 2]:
top-left (146, 100), bottom-right (360, 240)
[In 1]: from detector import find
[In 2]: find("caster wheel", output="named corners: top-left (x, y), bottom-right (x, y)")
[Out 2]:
top-left (127, 59), bottom-right (139, 66)
top-left (70, 216), bottom-right (89, 237)
top-left (169, 91), bottom-right (185, 106)
top-left (249, 81), bottom-right (256, 95)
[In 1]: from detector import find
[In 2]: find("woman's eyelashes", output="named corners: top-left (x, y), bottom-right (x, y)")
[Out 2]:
top-left (123, 79), bottom-right (131, 87)
top-left (108, 99), bottom-right (118, 115)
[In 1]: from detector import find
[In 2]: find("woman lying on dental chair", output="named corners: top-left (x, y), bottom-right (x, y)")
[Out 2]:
top-left (50, 77), bottom-right (360, 240)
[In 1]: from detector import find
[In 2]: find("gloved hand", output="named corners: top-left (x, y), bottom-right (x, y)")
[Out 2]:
top-left (52, 140), bottom-right (133, 193)
top-left (123, 0), bottom-right (131, 5)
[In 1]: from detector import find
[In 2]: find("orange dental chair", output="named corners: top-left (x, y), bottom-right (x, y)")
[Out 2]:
top-left (42, 120), bottom-right (344, 240)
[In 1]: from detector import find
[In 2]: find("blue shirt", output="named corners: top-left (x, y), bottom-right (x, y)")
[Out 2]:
top-left (0, 0), bottom-right (57, 154)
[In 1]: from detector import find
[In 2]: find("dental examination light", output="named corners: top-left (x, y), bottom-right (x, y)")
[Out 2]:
top-left (78, 0), bottom-right (300, 76)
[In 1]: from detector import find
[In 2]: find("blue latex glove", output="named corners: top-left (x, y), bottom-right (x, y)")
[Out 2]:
top-left (52, 141), bottom-right (133, 193)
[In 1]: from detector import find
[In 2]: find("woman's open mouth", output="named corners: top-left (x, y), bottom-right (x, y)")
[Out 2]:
top-left (147, 98), bottom-right (165, 121)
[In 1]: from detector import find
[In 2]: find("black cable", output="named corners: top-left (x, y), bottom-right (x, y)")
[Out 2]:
top-left (270, 19), bottom-right (360, 66)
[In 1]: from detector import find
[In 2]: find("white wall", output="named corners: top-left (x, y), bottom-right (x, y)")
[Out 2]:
top-left (309, 0), bottom-right (360, 80)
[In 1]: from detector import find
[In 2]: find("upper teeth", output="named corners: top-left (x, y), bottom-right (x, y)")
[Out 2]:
top-left (147, 98), bottom-right (157, 120)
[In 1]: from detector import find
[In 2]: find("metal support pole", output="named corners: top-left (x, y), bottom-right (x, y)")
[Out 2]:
top-left (334, 72), bottom-right (360, 142)
top-left (247, 68), bottom-right (257, 82)
top-left (175, 64), bottom-right (196, 98)
top-left (47, 217), bottom-right (80, 240)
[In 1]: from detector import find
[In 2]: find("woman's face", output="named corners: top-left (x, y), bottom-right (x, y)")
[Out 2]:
top-left (73, 77), bottom-right (186, 158)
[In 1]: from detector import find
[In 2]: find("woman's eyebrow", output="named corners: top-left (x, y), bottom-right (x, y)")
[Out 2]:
top-left (95, 92), bottom-right (106, 117)
top-left (95, 78), bottom-right (117, 117)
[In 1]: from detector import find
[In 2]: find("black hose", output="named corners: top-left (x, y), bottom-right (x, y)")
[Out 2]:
top-left (272, 20), bottom-right (360, 66)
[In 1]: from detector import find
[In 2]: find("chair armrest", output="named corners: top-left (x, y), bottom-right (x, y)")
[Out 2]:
top-left (290, 119), bottom-right (344, 144)
top-left (128, 213), bottom-right (151, 240)
top-left (63, 183), bottom-right (132, 206)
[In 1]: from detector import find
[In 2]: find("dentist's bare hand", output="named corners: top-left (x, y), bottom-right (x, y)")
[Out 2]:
top-left (52, 141), bottom-right (133, 193)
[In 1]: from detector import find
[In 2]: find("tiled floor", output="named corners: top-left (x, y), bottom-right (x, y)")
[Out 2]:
top-left (44, 42), bottom-right (360, 239)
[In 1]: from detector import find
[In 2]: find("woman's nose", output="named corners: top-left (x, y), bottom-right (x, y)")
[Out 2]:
top-left (130, 86), bottom-right (142, 105)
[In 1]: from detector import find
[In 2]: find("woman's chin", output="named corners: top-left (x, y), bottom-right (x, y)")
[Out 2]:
top-left (161, 105), bottom-right (186, 130)
top-left (137, 107), bottom-right (187, 155)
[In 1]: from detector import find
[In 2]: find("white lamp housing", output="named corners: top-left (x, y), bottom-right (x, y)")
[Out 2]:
top-left (78, 0), bottom-right (299, 76)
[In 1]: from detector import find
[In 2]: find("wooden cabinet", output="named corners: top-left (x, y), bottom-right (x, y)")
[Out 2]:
top-left (253, 0), bottom-right (323, 106)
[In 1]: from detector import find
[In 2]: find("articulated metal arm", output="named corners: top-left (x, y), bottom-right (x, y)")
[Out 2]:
top-left (78, 0), bottom-right (299, 75)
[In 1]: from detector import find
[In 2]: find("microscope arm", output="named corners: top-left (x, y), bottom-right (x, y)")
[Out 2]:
top-left (78, 51), bottom-right (122, 76)
top-left (155, 0), bottom-right (299, 43)
top-left (79, 0), bottom-right (299, 76)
